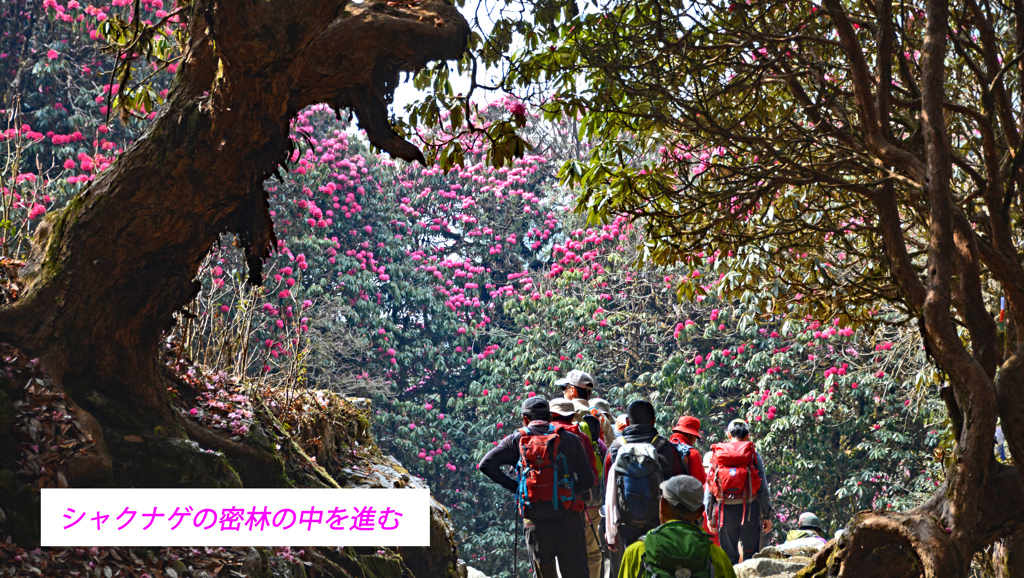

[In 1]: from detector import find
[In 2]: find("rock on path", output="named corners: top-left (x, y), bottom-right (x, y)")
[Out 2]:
top-left (734, 537), bottom-right (826, 577)
top-left (734, 556), bottom-right (813, 578)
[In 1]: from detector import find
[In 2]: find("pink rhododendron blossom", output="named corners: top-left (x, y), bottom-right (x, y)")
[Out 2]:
top-left (28, 204), bottom-right (46, 219)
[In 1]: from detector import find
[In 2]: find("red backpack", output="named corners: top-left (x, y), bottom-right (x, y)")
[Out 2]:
top-left (560, 422), bottom-right (600, 480)
top-left (515, 424), bottom-right (586, 515)
top-left (708, 441), bottom-right (762, 528)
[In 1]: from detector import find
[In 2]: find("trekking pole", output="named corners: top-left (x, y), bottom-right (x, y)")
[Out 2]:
top-left (511, 407), bottom-right (520, 578)
top-left (513, 502), bottom-right (519, 578)
top-left (585, 507), bottom-right (608, 558)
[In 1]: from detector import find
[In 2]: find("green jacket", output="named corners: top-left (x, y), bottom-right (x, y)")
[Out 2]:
top-left (620, 521), bottom-right (737, 578)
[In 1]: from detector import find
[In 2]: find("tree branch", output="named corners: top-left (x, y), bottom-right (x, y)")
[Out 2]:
top-left (294, 0), bottom-right (470, 163)
top-left (823, 0), bottom-right (927, 183)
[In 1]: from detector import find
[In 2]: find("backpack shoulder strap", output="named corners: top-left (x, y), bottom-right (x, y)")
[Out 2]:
top-left (653, 435), bottom-right (684, 472)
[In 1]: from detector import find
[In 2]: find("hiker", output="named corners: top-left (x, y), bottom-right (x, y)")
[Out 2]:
top-left (589, 397), bottom-right (618, 445)
top-left (559, 376), bottom-right (609, 473)
top-left (557, 370), bottom-right (613, 578)
top-left (669, 416), bottom-right (707, 484)
top-left (558, 370), bottom-right (612, 444)
top-left (618, 475), bottom-right (737, 578)
top-left (785, 512), bottom-right (828, 544)
top-left (704, 419), bottom-right (772, 565)
top-left (478, 396), bottom-right (596, 578)
top-left (551, 397), bottom-right (605, 578)
top-left (605, 400), bottom-right (688, 578)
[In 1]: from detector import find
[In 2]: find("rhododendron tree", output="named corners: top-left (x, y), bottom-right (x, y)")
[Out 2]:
top-left (372, 219), bottom-right (943, 575)
top-left (178, 102), bottom-right (567, 391)
top-left (164, 99), bottom-right (943, 573)
top-left (642, 302), bottom-right (947, 536)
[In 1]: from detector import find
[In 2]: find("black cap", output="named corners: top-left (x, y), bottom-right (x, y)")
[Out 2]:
top-left (521, 396), bottom-right (549, 414)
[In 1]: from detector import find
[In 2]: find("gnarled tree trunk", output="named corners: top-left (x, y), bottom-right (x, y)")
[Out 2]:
top-left (799, 0), bottom-right (1024, 572)
top-left (0, 0), bottom-right (468, 490)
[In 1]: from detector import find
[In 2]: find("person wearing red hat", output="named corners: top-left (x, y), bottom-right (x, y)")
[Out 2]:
top-left (669, 416), bottom-right (706, 484)
top-left (670, 416), bottom-right (715, 547)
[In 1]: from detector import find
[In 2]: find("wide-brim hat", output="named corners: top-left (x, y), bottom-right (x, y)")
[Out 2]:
top-left (548, 397), bottom-right (576, 417)
top-left (671, 416), bottom-right (702, 439)
top-left (590, 398), bottom-right (611, 414)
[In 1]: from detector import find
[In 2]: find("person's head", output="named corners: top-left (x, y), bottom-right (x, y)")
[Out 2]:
top-left (658, 475), bottom-right (705, 524)
top-left (671, 416), bottom-right (703, 446)
top-left (615, 413), bottom-right (628, 435)
top-left (726, 419), bottom-right (750, 441)
top-left (549, 398), bottom-right (576, 424)
top-left (521, 397), bottom-right (551, 424)
top-left (626, 400), bottom-right (656, 426)
top-left (556, 369), bottom-right (595, 401)
top-left (589, 398), bottom-right (612, 416)
top-left (798, 512), bottom-right (824, 533)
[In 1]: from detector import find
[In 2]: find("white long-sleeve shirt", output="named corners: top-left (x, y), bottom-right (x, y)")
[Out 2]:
top-left (605, 458), bottom-right (620, 545)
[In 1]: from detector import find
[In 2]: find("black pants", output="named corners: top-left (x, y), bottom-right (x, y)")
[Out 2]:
top-left (716, 502), bottom-right (762, 564)
top-left (524, 511), bottom-right (589, 578)
top-left (609, 522), bottom-right (654, 578)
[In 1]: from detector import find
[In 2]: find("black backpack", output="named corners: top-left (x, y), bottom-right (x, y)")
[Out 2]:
top-left (672, 441), bottom-right (693, 477)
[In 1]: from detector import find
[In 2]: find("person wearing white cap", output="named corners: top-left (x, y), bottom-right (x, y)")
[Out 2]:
top-left (618, 475), bottom-right (736, 578)
top-left (556, 369), bottom-right (598, 421)
top-left (556, 371), bottom-right (609, 578)
top-left (550, 396), bottom-right (605, 578)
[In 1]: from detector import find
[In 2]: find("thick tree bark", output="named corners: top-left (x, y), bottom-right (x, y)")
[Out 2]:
top-left (810, 0), bottom-right (1024, 573)
top-left (0, 0), bottom-right (468, 487)
top-left (800, 462), bottom-right (1024, 577)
